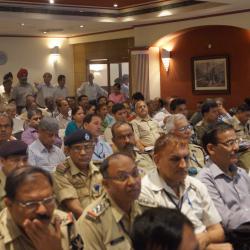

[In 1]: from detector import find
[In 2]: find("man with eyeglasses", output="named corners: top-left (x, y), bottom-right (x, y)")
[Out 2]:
top-left (53, 129), bottom-right (103, 219)
top-left (0, 167), bottom-right (84, 250)
top-left (139, 134), bottom-right (232, 250)
top-left (164, 114), bottom-right (206, 176)
top-left (77, 152), bottom-right (142, 250)
top-left (0, 140), bottom-right (28, 210)
top-left (198, 123), bottom-right (250, 249)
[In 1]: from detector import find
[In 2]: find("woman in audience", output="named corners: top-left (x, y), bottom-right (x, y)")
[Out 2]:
top-left (85, 103), bottom-right (96, 115)
top-left (65, 105), bottom-right (85, 136)
top-left (108, 83), bottom-right (126, 104)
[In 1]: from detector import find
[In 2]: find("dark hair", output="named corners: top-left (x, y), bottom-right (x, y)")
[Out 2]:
top-left (170, 98), bottom-right (186, 112)
top-left (3, 72), bottom-right (13, 81)
top-left (113, 82), bottom-right (121, 90)
top-left (77, 95), bottom-right (88, 103)
top-left (131, 207), bottom-right (194, 250)
top-left (237, 103), bottom-right (250, 113)
top-left (202, 122), bottom-right (234, 154)
top-left (96, 103), bottom-right (107, 112)
top-left (100, 152), bottom-right (133, 178)
top-left (112, 103), bottom-right (126, 114)
top-left (111, 121), bottom-right (133, 138)
top-left (97, 96), bottom-right (107, 104)
top-left (27, 109), bottom-right (42, 120)
top-left (244, 97), bottom-right (250, 107)
top-left (83, 113), bottom-right (100, 124)
top-left (132, 92), bottom-right (144, 101)
top-left (201, 101), bottom-right (218, 115)
top-left (57, 74), bottom-right (65, 82)
top-left (71, 105), bottom-right (83, 118)
top-left (5, 167), bottom-right (53, 200)
top-left (158, 98), bottom-right (166, 109)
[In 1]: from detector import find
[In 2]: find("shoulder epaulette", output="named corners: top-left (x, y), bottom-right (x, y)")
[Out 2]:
top-left (56, 162), bottom-right (70, 175)
top-left (85, 199), bottom-right (110, 221)
top-left (137, 197), bottom-right (157, 208)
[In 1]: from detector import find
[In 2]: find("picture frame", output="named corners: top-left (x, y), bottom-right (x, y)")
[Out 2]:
top-left (192, 55), bottom-right (230, 94)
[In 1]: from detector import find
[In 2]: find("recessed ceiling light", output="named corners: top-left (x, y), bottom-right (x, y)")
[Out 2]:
top-left (80, 25), bottom-right (84, 28)
top-left (49, 0), bottom-right (54, 4)
top-left (43, 31), bottom-right (47, 34)
top-left (79, 10), bottom-right (84, 13)
top-left (113, 3), bottom-right (118, 8)
top-left (158, 10), bottom-right (172, 17)
top-left (21, 23), bottom-right (25, 26)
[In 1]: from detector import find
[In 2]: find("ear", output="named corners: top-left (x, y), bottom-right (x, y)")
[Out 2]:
top-left (4, 197), bottom-right (13, 208)
top-left (64, 146), bottom-right (70, 156)
top-left (153, 153), bottom-right (160, 165)
top-left (206, 143), bottom-right (216, 156)
top-left (102, 179), bottom-right (109, 190)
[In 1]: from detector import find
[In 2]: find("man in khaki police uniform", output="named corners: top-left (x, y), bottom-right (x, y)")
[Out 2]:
top-left (77, 153), bottom-right (142, 250)
top-left (0, 167), bottom-right (83, 250)
top-left (0, 140), bottom-right (28, 211)
top-left (112, 121), bottom-right (155, 174)
top-left (139, 134), bottom-right (232, 250)
top-left (54, 129), bottom-right (103, 219)
top-left (131, 100), bottom-right (161, 148)
top-left (164, 114), bottom-right (206, 176)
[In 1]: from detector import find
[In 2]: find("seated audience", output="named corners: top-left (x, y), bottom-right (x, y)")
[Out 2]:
top-left (195, 100), bottom-right (219, 145)
top-left (112, 121), bottom-right (156, 174)
top-left (190, 101), bottom-right (203, 126)
top-left (54, 130), bottom-right (103, 219)
top-left (198, 123), bottom-right (250, 249)
top-left (131, 207), bottom-right (199, 250)
top-left (164, 114), bottom-right (206, 176)
top-left (0, 113), bottom-right (15, 144)
top-left (28, 117), bottom-right (65, 172)
top-left (78, 94), bottom-right (89, 113)
top-left (131, 100), bottom-right (161, 147)
top-left (215, 97), bottom-right (233, 123)
top-left (152, 98), bottom-right (171, 128)
top-left (139, 134), bottom-right (232, 250)
top-left (108, 82), bottom-right (126, 104)
top-left (0, 167), bottom-right (83, 249)
top-left (56, 99), bottom-right (71, 129)
top-left (65, 105), bottom-right (84, 136)
top-left (170, 98), bottom-right (188, 117)
top-left (83, 114), bottom-right (113, 163)
top-left (0, 140), bottom-right (28, 210)
top-left (97, 95), bottom-right (107, 105)
top-left (21, 109), bottom-right (42, 145)
top-left (85, 103), bottom-right (96, 115)
top-left (96, 103), bottom-right (112, 132)
top-left (76, 153), bottom-right (142, 249)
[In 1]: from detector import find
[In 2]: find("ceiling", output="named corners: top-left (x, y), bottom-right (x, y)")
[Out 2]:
top-left (0, 0), bottom-right (249, 37)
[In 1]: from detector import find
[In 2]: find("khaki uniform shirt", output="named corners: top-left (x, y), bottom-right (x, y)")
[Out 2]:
top-left (139, 168), bottom-right (221, 234)
top-left (188, 144), bottom-right (206, 176)
top-left (131, 116), bottom-right (161, 147)
top-left (135, 151), bottom-right (156, 174)
top-left (195, 120), bottom-right (217, 145)
top-left (0, 208), bottom-right (84, 250)
top-left (0, 171), bottom-right (6, 211)
top-left (76, 192), bottom-right (142, 250)
top-left (53, 158), bottom-right (103, 210)
top-left (230, 116), bottom-right (250, 140)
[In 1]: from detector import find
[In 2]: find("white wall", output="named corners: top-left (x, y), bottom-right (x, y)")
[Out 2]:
top-left (0, 37), bottom-right (75, 94)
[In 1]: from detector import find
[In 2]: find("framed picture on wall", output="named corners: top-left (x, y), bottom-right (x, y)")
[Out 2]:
top-left (192, 55), bottom-right (230, 94)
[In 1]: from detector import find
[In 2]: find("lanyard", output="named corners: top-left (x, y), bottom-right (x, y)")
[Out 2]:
top-left (119, 221), bottom-right (130, 237)
top-left (163, 187), bottom-right (192, 211)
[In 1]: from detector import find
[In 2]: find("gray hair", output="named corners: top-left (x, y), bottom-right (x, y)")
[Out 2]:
top-left (38, 117), bottom-right (59, 133)
top-left (164, 114), bottom-right (187, 134)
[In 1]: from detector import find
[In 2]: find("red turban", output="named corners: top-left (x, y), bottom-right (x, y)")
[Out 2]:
top-left (17, 68), bottom-right (28, 78)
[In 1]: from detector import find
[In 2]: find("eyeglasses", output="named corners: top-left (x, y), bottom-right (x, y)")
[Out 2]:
top-left (177, 125), bottom-right (192, 132)
top-left (70, 143), bottom-right (95, 152)
top-left (115, 133), bottom-right (134, 141)
top-left (105, 167), bottom-right (140, 182)
top-left (15, 195), bottom-right (55, 211)
top-left (218, 138), bottom-right (240, 148)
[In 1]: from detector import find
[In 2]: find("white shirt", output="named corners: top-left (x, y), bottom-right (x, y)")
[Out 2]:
top-left (139, 168), bottom-right (221, 233)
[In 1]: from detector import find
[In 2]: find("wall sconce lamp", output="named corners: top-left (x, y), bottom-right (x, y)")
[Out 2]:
top-left (161, 48), bottom-right (171, 71)
top-left (50, 46), bottom-right (60, 55)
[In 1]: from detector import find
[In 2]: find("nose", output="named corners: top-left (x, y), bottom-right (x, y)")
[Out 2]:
top-left (232, 143), bottom-right (239, 152)
top-left (79, 148), bottom-right (86, 155)
top-left (36, 203), bottom-right (48, 214)
top-left (127, 175), bottom-right (137, 186)
top-left (17, 160), bottom-right (25, 169)
top-left (179, 158), bottom-right (188, 169)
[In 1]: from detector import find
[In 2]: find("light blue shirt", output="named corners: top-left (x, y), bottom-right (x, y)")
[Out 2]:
top-left (92, 137), bottom-right (113, 161)
top-left (28, 139), bottom-right (66, 172)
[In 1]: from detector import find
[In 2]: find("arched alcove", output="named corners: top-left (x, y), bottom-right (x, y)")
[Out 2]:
top-left (153, 25), bottom-right (250, 110)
